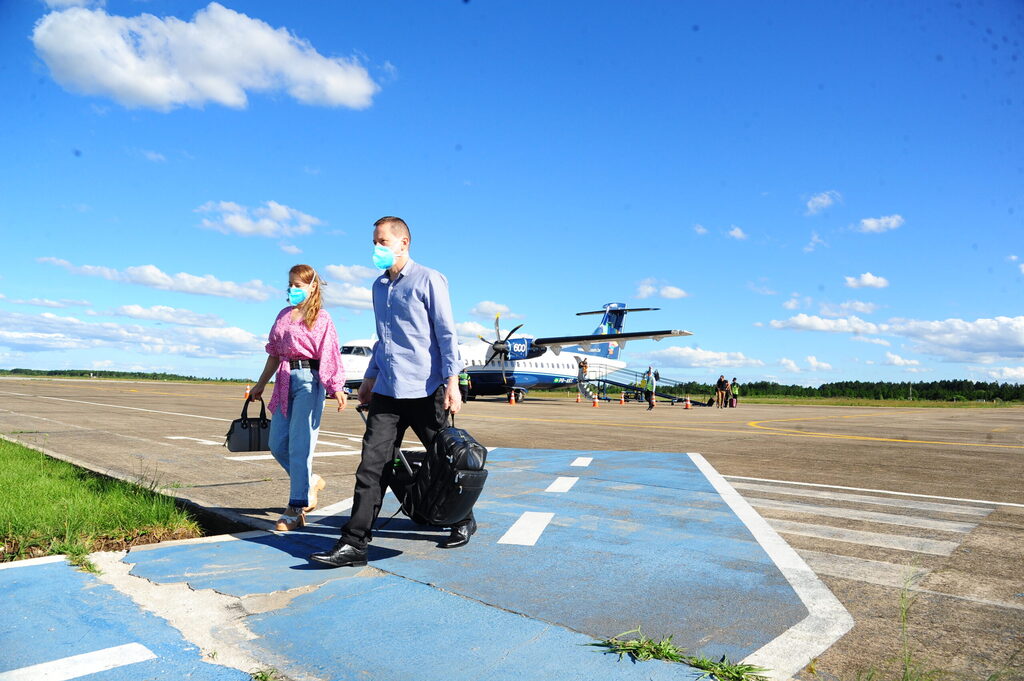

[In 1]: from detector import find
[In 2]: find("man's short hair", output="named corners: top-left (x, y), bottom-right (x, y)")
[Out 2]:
top-left (374, 216), bottom-right (411, 243)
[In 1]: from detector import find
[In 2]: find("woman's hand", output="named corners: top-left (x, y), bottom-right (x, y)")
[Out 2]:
top-left (334, 392), bottom-right (347, 412)
top-left (249, 383), bottom-right (266, 402)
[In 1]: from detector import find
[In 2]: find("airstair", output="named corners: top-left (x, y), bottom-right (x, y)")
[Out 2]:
top-left (580, 367), bottom-right (697, 404)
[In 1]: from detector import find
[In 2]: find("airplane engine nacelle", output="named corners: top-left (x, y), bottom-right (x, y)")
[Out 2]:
top-left (506, 338), bottom-right (546, 361)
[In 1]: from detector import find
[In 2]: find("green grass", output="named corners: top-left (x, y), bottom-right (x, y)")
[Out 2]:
top-left (0, 438), bottom-right (202, 569)
top-left (590, 627), bottom-right (769, 681)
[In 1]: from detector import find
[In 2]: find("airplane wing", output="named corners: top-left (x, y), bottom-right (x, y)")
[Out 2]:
top-left (532, 329), bottom-right (692, 354)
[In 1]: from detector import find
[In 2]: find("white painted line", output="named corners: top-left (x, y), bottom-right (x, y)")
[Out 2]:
top-left (766, 518), bottom-right (959, 556)
top-left (127, 530), bottom-right (268, 552)
top-left (497, 512), bottom-right (555, 546)
top-left (0, 555), bottom-right (65, 571)
top-left (687, 453), bottom-right (854, 681)
top-left (0, 642), bottom-right (157, 681)
top-left (794, 549), bottom-right (929, 589)
top-left (747, 497), bottom-right (978, 533)
top-left (225, 450), bottom-right (357, 462)
top-left (724, 474), bottom-right (1023, 509)
top-left (164, 436), bottom-right (221, 446)
top-left (545, 477), bottom-right (579, 493)
top-left (570, 457), bottom-right (593, 467)
top-left (731, 481), bottom-right (993, 517)
top-left (307, 496), bottom-right (354, 518)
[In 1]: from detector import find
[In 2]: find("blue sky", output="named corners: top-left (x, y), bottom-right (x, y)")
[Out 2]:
top-left (1, 0), bottom-right (1021, 384)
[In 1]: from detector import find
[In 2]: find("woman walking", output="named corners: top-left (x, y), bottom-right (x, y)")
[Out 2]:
top-left (249, 264), bottom-right (346, 531)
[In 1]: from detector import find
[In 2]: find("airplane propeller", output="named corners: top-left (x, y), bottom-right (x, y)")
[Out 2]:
top-left (479, 314), bottom-right (523, 384)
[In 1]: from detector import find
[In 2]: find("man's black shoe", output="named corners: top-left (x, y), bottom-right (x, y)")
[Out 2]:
top-left (440, 518), bottom-right (477, 549)
top-left (309, 541), bottom-right (367, 568)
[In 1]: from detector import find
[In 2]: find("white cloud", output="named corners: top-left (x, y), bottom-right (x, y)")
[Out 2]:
top-left (693, 224), bottom-right (708, 235)
top-left (324, 264), bottom-right (378, 284)
top-left (805, 190), bottom-right (841, 216)
top-left (9, 298), bottom-right (91, 308)
top-left (142, 150), bottom-right (165, 162)
top-left (770, 312), bottom-right (1024, 364)
top-left (884, 352), bottom-right (920, 367)
top-left (886, 316), bottom-right (1024, 364)
top-left (32, 3), bottom-right (379, 112)
top-left (782, 294), bottom-right (810, 311)
top-left (1007, 255), bottom-right (1018, 262)
top-left (322, 282), bottom-right (372, 310)
top-left (845, 272), bottom-right (889, 288)
top-left (196, 200), bottom-right (322, 238)
top-left (39, 257), bottom-right (276, 301)
top-left (819, 300), bottom-right (879, 317)
top-left (806, 355), bottom-right (832, 371)
top-left (638, 346), bottom-right (765, 369)
top-left (780, 358), bottom-right (801, 373)
top-left (857, 214), bottom-right (904, 233)
top-left (0, 310), bottom-right (263, 358)
top-left (747, 282), bottom-right (778, 296)
top-left (1020, 263), bottom-right (1024, 275)
top-left (106, 304), bottom-right (226, 327)
top-left (984, 366), bottom-right (1024, 381)
top-left (637, 278), bottom-right (688, 299)
top-left (659, 286), bottom-right (688, 299)
top-left (727, 226), bottom-right (748, 240)
top-left (770, 314), bottom-right (883, 335)
top-left (851, 336), bottom-right (891, 347)
top-left (469, 301), bottom-right (522, 319)
top-left (279, 244), bottom-right (302, 255)
top-left (803, 231), bottom-right (827, 253)
top-left (455, 321), bottom-right (490, 342)
top-left (92, 359), bottom-right (114, 368)
top-left (635, 278), bottom-right (657, 299)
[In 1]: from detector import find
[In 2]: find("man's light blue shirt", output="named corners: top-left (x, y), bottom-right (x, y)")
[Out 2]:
top-left (364, 259), bottom-right (463, 399)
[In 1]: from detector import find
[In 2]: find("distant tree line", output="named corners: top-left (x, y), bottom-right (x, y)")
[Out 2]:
top-left (0, 368), bottom-right (245, 383)
top-left (658, 379), bottom-right (1024, 402)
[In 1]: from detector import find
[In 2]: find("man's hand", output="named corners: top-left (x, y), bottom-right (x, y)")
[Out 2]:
top-left (444, 375), bottom-right (462, 414)
top-left (357, 378), bottom-right (375, 406)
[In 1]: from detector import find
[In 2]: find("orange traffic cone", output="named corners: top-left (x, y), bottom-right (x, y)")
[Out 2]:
top-left (508, 392), bottom-right (515, 405)
top-left (618, 392), bottom-right (625, 405)
top-left (244, 384), bottom-right (251, 399)
top-left (684, 396), bottom-right (691, 409)
top-left (592, 396), bottom-right (599, 408)
top-left (575, 394), bottom-right (581, 403)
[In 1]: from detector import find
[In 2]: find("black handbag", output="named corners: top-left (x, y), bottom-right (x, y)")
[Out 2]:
top-left (224, 398), bottom-right (271, 452)
top-left (399, 414), bottom-right (488, 527)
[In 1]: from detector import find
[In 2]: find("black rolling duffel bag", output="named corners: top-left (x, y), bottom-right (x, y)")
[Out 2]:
top-left (359, 406), bottom-right (488, 527)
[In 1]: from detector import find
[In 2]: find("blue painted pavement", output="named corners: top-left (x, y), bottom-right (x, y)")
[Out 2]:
top-left (0, 559), bottom-right (250, 680)
top-left (4, 448), bottom-right (819, 680)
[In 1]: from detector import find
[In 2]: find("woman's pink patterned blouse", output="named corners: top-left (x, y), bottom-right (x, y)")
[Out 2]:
top-left (264, 307), bottom-right (344, 417)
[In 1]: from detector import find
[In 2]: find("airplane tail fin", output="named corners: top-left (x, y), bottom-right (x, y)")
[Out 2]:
top-left (565, 303), bottom-right (658, 359)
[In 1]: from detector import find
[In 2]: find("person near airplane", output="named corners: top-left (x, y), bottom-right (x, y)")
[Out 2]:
top-left (248, 264), bottom-right (347, 532)
top-left (311, 216), bottom-right (472, 568)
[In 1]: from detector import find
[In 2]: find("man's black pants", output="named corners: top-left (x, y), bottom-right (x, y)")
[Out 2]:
top-left (341, 386), bottom-right (473, 550)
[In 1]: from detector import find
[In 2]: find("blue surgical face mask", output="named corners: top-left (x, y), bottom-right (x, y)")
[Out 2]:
top-left (373, 244), bottom-right (397, 269)
top-left (288, 287), bottom-right (307, 306)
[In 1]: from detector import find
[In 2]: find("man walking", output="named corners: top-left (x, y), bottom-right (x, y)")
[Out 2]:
top-left (458, 367), bottom-right (472, 403)
top-left (311, 217), bottom-right (472, 568)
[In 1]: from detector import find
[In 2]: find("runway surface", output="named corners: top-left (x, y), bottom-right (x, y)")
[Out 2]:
top-left (1, 377), bottom-right (1021, 679)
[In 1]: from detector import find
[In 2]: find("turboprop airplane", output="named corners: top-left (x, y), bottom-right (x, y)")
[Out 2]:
top-left (464, 302), bottom-right (690, 401)
top-left (341, 303), bottom-right (692, 402)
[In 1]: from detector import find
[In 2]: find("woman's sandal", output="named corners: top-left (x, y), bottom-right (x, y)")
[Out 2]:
top-left (275, 506), bottom-right (306, 532)
top-left (304, 474), bottom-right (327, 512)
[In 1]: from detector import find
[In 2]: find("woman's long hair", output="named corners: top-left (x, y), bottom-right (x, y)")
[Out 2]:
top-left (289, 264), bottom-right (325, 330)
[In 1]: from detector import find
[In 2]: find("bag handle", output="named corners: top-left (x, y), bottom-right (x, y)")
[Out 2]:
top-left (241, 397), bottom-right (268, 425)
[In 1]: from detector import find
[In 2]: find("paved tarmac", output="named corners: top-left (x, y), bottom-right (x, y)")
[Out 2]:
top-left (1, 378), bottom-right (1022, 679)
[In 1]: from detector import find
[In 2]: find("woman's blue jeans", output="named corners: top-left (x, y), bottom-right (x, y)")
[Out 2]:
top-left (268, 368), bottom-right (323, 508)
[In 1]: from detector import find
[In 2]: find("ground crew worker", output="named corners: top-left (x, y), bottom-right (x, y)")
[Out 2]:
top-left (458, 368), bottom-right (471, 403)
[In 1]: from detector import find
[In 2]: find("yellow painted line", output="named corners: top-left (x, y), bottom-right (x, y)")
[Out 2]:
top-left (745, 419), bottom-right (1024, 450)
top-left (465, 413), bottom-right (1024, 450)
